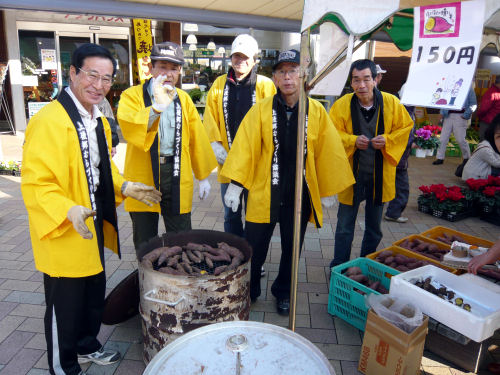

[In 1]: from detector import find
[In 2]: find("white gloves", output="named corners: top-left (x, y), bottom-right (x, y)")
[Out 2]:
top-left (122, 182), bottom-right (162, 206)
top-left (211, 142), bottom-right (228, 165)
top-left (321, 195), bottom-right (337, 208)
top-left (224, 183), bottom-right (244, 212)
top-left (198, 178), bottom-right (211, 200)
top-left (67, 205), bottom-right (96, 239)
top-left (152, 75), bottom-right (176, 113)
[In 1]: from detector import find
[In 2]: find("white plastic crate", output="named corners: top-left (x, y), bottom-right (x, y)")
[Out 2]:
top-left (389, 265), bottom-right (500, 342)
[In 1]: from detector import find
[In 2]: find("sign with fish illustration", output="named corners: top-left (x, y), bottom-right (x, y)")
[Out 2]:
top-left (401, 0), bottom-right (484, 110)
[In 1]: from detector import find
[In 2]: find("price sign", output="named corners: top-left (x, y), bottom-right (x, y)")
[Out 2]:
top-left (401, 0), bottom-right (485, 110)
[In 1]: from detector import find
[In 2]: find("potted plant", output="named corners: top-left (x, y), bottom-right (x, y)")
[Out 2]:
top-left (414, 128), bottom-right (440, 157)
top-left (465, 176), bottom-right (500, 215)
top-left (418, 184), bottom-right (472, 221)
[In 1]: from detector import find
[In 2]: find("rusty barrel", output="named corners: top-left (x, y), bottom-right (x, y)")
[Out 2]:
top-left (138, 230), bottom-right (252, 364)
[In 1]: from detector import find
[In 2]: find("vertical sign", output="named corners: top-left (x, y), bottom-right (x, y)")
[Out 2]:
top-left (401, 0), bottom-right (485, 110)
top-left (133, 19), bottom-right (153, 82)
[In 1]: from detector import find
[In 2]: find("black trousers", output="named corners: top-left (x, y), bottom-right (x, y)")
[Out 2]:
top-left (245, 200), bottom-right (311, 300)
top-left (44, 187), bottom-right (105, 375)
top-left (130, 162), bottom-right (191, 259)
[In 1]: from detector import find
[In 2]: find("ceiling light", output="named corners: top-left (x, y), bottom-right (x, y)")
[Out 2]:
top-left (207, 41), bottom-right (216, 51)
top-left (218, 47), bottom-right (226, 54)
top-left (189, 44), bottom-right (197, 51)
top-left (186, 34), bottom-right (197, 44)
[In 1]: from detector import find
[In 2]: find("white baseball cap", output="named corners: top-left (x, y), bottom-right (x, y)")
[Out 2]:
top-left (376, 64), bottom-right (387, 74)
top-left (231, 34), bottom-right (259, 58)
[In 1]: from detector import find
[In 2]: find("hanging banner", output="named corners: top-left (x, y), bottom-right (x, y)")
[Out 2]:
top-left (133, 19), bottom-right (153, 82)
top-left (401, 0), bottom-right (485, 110)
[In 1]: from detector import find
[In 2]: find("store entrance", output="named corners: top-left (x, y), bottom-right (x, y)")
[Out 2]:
top-left (18, 22), bottom-right (131, 122)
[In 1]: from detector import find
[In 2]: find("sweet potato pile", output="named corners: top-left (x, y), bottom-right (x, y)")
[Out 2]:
top-left (141, 242), bottom-right (245, 276)
top-left (373, 250), bottom-right (433, 272)
top-left (433, 232), bottom-right (466, 245)
top-left (342, 266), bottom-right (388, 294)
top-left (397, 238), bottom-right (448, 261)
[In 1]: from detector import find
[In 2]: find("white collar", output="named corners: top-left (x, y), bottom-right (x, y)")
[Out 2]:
top-left (65, 87), bottom-right (103, 120)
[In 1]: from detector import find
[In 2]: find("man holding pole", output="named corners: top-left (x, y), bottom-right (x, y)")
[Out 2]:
top-left (221, 50), bottom-right (354, 315)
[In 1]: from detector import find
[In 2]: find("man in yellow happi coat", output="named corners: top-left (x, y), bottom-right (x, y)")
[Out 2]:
top-left (21, 43), bottom-right (161, 375)
top-left (204, 34), bottom-right (275, 238)
top-left (221, 50), bottom-right (354, 315)
top-left (118, 42), bottom-right (217, 255)
top-left (328, 59), bottom-right (413, 268)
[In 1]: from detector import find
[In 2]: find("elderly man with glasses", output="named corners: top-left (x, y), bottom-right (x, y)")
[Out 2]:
top-left (21, 43), bottom-right (161, 375)
top-left (221, 49), bottom-right (354, 315)
top-left (118, 42), bottom-right (217, 257)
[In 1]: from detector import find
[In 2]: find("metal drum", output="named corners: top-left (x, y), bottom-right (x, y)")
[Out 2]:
top-left (143, 321), bottom-right (336, 375)
top-left (139, 230), bottom-right (252, 364)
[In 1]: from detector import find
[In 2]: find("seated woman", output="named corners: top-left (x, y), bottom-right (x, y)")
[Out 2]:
top-left (462, 114), bottom-right (500, 180)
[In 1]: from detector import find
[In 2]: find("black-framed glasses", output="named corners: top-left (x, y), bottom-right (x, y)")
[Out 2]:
top-left (79, 68), bottom-right (113, 86)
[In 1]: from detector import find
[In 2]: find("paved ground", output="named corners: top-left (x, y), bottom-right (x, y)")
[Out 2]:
top-left (0, 133), bottom-right (499, 374)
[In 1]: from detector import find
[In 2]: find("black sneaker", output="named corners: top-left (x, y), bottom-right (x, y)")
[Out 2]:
top-left (432, 159), bottom-right (444, 165)
top-left (276, 298), bottom-right (290, 316)
top-left (78, 348), bottom-right (120, 366)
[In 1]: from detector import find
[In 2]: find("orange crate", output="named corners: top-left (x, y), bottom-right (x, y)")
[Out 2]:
top-left (420, 226), bottom-right (494, 248)
top-left (367, 246), bottom-right (458, 274)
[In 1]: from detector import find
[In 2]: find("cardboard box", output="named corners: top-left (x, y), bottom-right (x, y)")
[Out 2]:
top-left (358, 309), bottom-right (428, 375)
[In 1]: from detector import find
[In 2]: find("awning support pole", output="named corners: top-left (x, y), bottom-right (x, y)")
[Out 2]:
top-left (289, 29), bottom-right (310, 331)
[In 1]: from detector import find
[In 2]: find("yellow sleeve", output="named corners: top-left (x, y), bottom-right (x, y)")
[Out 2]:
top-left (21, 114), bottom-right (75, 240)
top-left (185, 96), bottom-right (218, 180)
top-left (315, 105), bottom-right (355, 196)
top-left (329, 98), bottom-right (358, 157)
top-left (220, 103), bottom-right (263, 188)
top-left (381, 97), bottom-right (414, 166)
top-left (203, 83), bottom-right (223, 143)
top-left (258, 78), bottom-right (277, 99)
top-left (117, 85), bottom-right (159, 152)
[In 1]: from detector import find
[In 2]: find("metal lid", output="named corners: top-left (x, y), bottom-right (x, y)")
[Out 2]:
top-left (144, 321), bottom-right (335, 375)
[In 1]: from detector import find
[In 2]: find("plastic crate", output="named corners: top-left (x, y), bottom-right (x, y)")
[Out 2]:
top-left (367, 246), bottom-right (458, 274)
top-left (420, 226), bottom-right (494, 248)
top-left (445, 145), bottom-right (461, 157)
top-left (390, 265), bottom-right (500, 342)
top-left (327, 258), bottom-right (399, 331)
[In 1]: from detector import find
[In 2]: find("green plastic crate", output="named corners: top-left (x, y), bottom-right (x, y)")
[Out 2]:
top-left (327, 258), bottom-right (400, 331)
top-left (445, 145), bottom-right (461, 157)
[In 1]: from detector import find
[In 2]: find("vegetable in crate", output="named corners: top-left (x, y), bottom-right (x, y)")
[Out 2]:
top-left (413, 277), bottom-right (472, 312)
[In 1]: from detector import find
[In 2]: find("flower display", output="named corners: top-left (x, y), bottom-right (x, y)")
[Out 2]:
top-left (415, 128), bottom-right (440, 150)
top-left (466, 176), bottom-right (500, 208)
top-left (418, 183), bottom-right (470, 213)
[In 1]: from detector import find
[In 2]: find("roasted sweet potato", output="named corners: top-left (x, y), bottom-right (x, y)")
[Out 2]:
top-left (384, 256), bottom-right (395, 265)
top-left (349, 274), bottom-right (368, 284)
top-left (345, 266), bottom-right (362, 276)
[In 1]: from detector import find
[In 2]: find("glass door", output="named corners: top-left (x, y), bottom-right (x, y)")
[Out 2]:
top-left (59, 34), bottom-right (93, 87)
top-left (97, 35), bottom-right (131, 113)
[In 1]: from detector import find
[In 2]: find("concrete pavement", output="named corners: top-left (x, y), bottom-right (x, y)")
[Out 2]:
top-left (0, 133), bottom-right (499, 374)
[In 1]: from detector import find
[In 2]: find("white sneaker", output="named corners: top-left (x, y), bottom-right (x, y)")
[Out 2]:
top-left (384, 215), bottom-right (408, 223)
top-left (78, 348), bottom-right (120, 365)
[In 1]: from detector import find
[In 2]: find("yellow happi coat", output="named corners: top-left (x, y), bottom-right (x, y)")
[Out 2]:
top-left (21, 101), bottom-right (125, 277)
top-left (203, 73), bottom-right (276, 183)
top-left (221, 95), bottom-right (355, 226)
top-left (118, 83), bottom-right (217, 213)
top-left (329, 92), bottom-right (413, 205)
